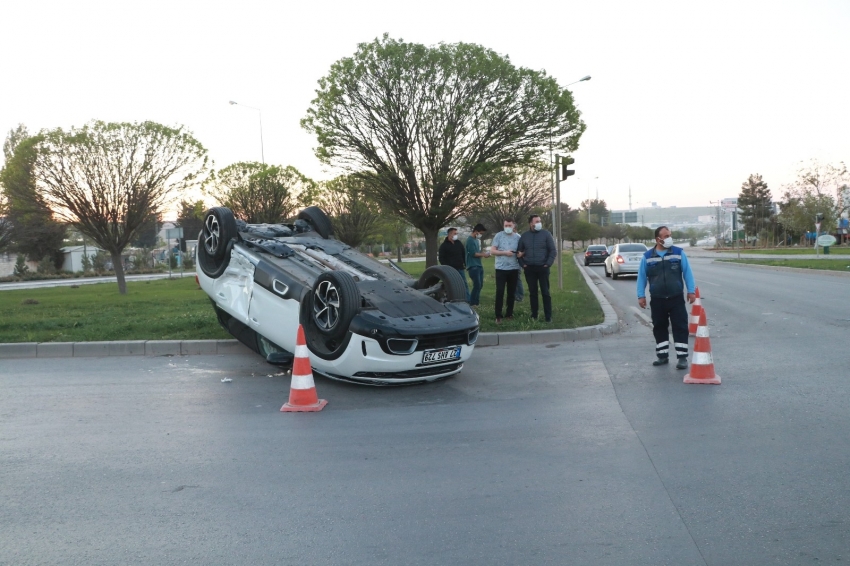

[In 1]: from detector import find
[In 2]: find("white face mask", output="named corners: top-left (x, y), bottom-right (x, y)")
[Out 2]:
top-left (452, 234), bottom-right (458, 241)
top-left (504, 227), bottom-right (513, 234)
top-left (661, 236), bottom-right (673, 248)
top-left (534, 222), bottom-right (543, 231)
top-left (475, 234), bottom-right (481, 239)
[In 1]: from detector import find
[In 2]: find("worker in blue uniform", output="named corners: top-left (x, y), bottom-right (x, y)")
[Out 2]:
top-left (636, 226), bottom-right (696, 369)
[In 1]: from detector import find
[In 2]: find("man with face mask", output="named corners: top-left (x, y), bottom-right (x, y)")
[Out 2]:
top-left (465, 223), bottom-right (489, 307)
top-left (438, 227), bottom-right (470, 301)
top-left (516, 214), bottom-right (557, 322)
top-left (490, 218), bottom-right (520, 324)
top-left (637, 226), bottom-right (696, 369)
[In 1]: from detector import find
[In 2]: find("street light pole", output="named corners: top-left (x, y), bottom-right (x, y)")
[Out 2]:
top-left (228, 100), bottom-right (265, 165)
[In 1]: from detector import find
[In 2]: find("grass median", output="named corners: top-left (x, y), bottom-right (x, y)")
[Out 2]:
top-left (711, 246), bottom-right (850, 255)
top-left (399, 254), bottom-right (603, 333)
top-left (0, 277), bottom-right (229, 343)
top-left (0, 254), bottom-right (603, 343)
top-left (718, 258), bottom-right (850, 272)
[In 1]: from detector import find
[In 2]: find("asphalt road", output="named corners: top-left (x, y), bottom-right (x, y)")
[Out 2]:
top-left (2, 257), bottom-right (850, 565)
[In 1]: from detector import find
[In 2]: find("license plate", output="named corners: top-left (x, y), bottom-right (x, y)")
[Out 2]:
top-left (422, 346), bottom-right (462, 364)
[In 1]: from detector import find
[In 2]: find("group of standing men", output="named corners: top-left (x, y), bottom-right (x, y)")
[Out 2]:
top-left (439, 220), bottom-right (698, 370)
top-left (438, 215), bottom-right (556, 324)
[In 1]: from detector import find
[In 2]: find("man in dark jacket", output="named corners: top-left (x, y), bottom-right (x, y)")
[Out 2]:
top-left (438, 227), bottom-right (470, 301)
top-left (516, 215), bottom-right (557, 322)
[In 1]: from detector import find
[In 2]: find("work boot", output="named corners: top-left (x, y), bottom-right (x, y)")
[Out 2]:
top-left (676, 357), bottom-right (688, 370)
top-left (652, 358), bottom-right (669, 366)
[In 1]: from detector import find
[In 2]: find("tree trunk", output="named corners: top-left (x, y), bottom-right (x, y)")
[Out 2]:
top-left (396, 246), bottom-right (402, 262)
top-left (112, 251), bottom-right (127, 295)
top-left (423, 228), bottom-right (439, 267)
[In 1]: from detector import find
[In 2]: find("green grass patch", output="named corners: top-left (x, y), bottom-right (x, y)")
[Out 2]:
top-left (397, 255), bottom-right (603, 333)
top-left (0, 277), bottom-right (229, 343)
top-left (0, 255), bottom-right (604, 343)
top-left (719, 258), bottom-right (850, 271)
top-left (711, 246), bottom-right (850, 255)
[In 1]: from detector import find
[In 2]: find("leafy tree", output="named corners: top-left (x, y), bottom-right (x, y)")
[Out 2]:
top-left (32, 120), bottom-right (208, 294)
top-left (737, 174), bottom-right (773, 242)
top-left (0, 128), bottom-right (66, 261)
top-left (602, 223), bottom-right (627, 243)
top-left (580, 198), bottom-right (609, 226)
top-left (0, 193), bottom-right (13, 253)
top-left (316, 175), bottom-right (381, 248)
top-left (778, 192), bottom-right (837, 240)
top-left (175, 199), bottom-right (206, 241)
top-left (377, 216), bottom-right (413, 262)
top-left (470, 164), bottom-right (553, 235)
top-left (207, 162), bottom-right (314, 223)
top-left (565, 219), bottom-right (599, 248)
top-left (302, 34), bottom-right (585, 266)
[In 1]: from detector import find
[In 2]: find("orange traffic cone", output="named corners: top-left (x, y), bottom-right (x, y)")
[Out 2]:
top-left (688, 287), bottom-right (703, 336)
top-left (683, 309), bottom-right (721, 385)
top-left (281, 325), bottom-right (328, 412)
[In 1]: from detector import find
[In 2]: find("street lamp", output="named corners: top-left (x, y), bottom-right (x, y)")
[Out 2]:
top-left (565, 75), bottom-right (592, 88)
top-left (228, 100), bottom-right (265, 165)
top-left (550, 75), bottom-right (591, 289)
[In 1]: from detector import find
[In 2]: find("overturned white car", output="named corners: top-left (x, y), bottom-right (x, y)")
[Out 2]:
top-left (196, 206), bottom-right (479, 385)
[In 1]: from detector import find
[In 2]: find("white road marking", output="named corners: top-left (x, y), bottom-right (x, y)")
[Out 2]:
top-left (630, 306), bottom-right (653, 325)
top-left (696, 279), bottom-right (721, 286)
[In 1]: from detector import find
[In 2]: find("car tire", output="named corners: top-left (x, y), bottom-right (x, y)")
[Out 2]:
top-left (202, 207), bottom-right (239, 260)
top-left (612, 269), bottom-right (619, 280)
top-left (415, 265), bottom-right (468, 303)
top-left (584, 260), bottom-right (589, 266)
top-left (197, 207), bottom-right (239, 278)
top-left (309, 271), bottom-right (360, 341)
top-left (605, 264), bottom-right (611, 277)
top-left (297, 206), bottom-right (334, 239)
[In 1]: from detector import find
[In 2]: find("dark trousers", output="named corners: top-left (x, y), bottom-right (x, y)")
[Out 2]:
top-left (468, 266), bottom-right (483, 306)
top-left (494, 269), bottom-right (519, 318)
top-left (524, 265), bottom-right (552, 320)
top-left (650, 295), bottom-right (689, 359)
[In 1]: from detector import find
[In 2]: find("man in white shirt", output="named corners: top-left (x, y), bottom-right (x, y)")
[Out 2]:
top-left (489, 218), bottom-right (521, 324)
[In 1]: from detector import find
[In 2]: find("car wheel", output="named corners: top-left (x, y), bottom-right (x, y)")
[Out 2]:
top-left (605, 264), bottom-right (611, 277)
top-left (310, 271), bottom-right (360, 341)
top-left (612, 269), bottom-right (619, 280)
top-left (415, 265), bottom-right (468, 303)
top-left (197, 208), bottom-right (239, 279)
top-left (202, 207), bottom-right (238, 260)
top-left (297, 206), bottom-right (334, 239)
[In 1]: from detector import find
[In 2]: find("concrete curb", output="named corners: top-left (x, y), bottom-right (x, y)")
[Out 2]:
top-left (0, 340), bottom-right (253, 359)
top-left (713, 260), bottom-right (850, 277)
top-left (0, 257), bottom-right (622, 358)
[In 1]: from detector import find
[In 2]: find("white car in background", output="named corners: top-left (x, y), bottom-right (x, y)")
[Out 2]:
top-left (604, 243), bottom-right (648, 279)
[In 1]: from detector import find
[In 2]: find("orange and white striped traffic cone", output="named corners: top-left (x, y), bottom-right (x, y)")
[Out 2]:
top-left (281, 325), bottom-right (328, 412)
top-left (683, 309), bottom-right (721, 385)
top-left (688, 287), bottom-right (703, 336)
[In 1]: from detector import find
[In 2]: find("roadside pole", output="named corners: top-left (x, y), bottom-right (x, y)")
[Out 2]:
top-left (555, 156), bottom-right (563, 289)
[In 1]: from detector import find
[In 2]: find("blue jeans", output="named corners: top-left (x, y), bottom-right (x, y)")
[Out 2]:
top-left (467, 265), bottom-right (483, 305)
top-left (455, 268), bottom-right (470, 302)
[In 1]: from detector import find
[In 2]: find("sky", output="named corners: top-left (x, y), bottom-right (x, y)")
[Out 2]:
top-left (1, 0), bottom-right (848, 217)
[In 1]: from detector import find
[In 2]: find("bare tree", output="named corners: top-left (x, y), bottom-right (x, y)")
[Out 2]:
top-left (206, 162), bottom-right (315, 223)
top-left (470, 164), bottom-right (552, 233)
top-left (316, 174), bottom-right (382, 247)
top-left (33, 121), bottom-right (208, 294)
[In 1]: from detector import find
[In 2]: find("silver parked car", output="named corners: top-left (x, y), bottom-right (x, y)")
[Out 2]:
top-left (604, 243), bottom-right (648, 279)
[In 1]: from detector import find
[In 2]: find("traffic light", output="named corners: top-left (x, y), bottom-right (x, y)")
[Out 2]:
top-left (560, 156), bottom-right (575, 181)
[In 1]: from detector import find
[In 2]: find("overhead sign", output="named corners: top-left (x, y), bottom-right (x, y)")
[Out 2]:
top-left (817, 234), bottom-right (836, 247)
top-left (721, 198), bottom-right (738, 210)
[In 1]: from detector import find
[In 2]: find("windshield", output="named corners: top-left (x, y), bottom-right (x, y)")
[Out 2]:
top-left (619, 244), bottom-right (647, 253)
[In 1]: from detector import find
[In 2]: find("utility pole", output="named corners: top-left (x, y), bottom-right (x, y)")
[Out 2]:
top-left (709, 200), bottom-right (722, 247)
